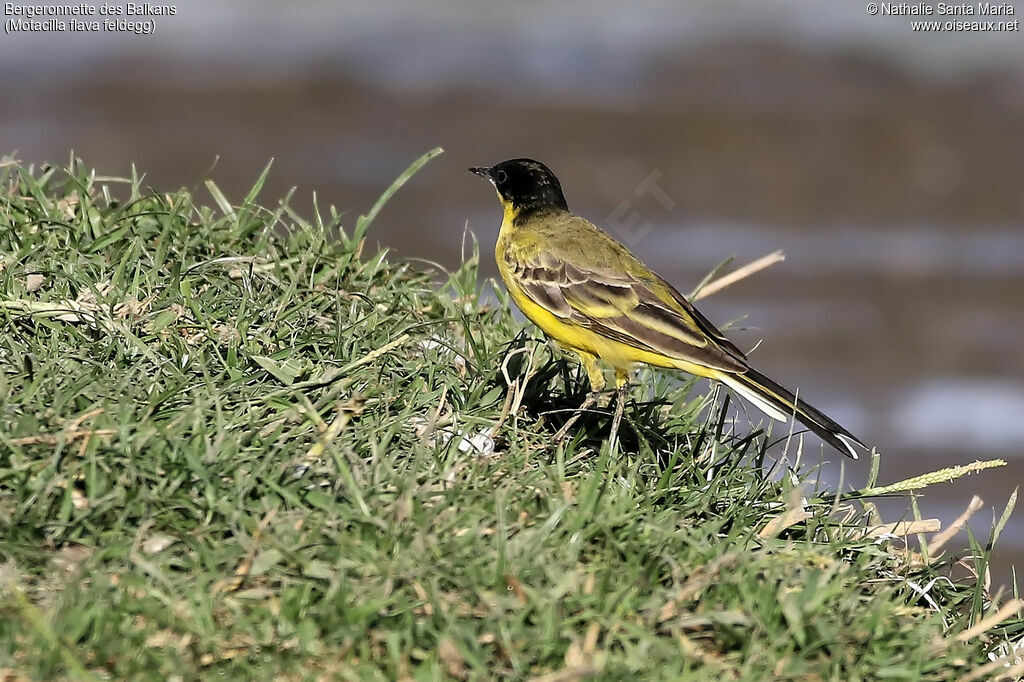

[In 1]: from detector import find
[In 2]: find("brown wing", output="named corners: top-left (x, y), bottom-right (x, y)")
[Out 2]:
top-left (651, 273), bottom-right (749, 363)
top-left (508, 246), bottom-right (748, 374)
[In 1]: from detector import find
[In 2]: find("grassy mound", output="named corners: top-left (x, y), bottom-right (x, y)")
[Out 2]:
top-left (0, 150), bottom-right (1021, 680)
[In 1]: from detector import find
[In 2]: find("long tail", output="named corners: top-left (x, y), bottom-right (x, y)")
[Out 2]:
top-left (717, 367), bottom-right (864, 459)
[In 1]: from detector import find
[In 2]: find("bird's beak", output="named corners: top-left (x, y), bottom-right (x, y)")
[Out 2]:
top-left (468, 166), bottom-right (491, 180)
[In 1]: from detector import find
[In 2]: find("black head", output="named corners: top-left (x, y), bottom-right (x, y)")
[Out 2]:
top-left (469, 158), bottom-right (568, 213)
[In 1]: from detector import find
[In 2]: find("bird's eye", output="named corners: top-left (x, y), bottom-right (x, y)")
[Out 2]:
top-left (494, 170), bottom-right (508, 185)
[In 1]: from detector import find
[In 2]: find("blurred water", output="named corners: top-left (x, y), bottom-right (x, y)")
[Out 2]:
top-left (651, 222), bottom-right (1024, 276)
top-left (895, 379), bottom-right (1024, 454)
top-left (2, 0), bottom-right (1023, 582)
top-left (5, 1), bottom-right (1024, 85)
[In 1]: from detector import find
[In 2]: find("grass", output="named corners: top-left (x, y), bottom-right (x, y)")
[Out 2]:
top-left (0, 149), bottom-right (1022, 680)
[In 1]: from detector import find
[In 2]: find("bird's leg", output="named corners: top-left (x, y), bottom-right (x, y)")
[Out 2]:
top-left (553, 392), bottom-right (598, 443)
top-left (608, 369), bottom-right (630, 449)
top-left (553, 351), bottom-right (605, 443)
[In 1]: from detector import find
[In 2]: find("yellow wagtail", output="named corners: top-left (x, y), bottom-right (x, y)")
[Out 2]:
top-left (470, 158), bottom-right (864, 458)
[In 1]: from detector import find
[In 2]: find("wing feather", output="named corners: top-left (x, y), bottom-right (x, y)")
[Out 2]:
top-left (511, 246), bottom-right (747, 374)
top-left (654, 275), bottom-right (748, 361)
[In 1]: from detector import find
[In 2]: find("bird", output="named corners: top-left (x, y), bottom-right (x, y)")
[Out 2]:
top-left (469, 158), bottom-right (865, 459)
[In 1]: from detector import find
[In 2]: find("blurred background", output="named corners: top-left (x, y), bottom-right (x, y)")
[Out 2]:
top-left (3, 0), bottom-right (1022, 583)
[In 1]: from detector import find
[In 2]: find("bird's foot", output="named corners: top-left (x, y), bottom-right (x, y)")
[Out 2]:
top-left (608, 383), bottom-right (629, 450)
top-left (553, 391), bottom-right (601, 443)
